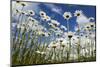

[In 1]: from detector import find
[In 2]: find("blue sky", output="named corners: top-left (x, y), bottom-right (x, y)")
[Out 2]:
top-left (12, 1), bottom-right (96, 32)
top-left (29, 2), bottom-right (96, 31)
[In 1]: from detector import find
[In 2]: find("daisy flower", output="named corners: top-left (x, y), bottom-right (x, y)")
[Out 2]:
top-left (63, 12), bottom-right (72, 20)
top-left (89, 22), bottom-right (95, 28)
top-left (21, 11), bottom-right (28, 15)
top-left (20, 2), bottom-right (28, 7)
top-left (27, 10), bottom-right (35, 16)
top-left (15, 1), bottom-right (21, 6)
top-left (84, 24), bottom-right (91, 31)
top-left (39, 11), bottom-right (46, 17)
top-left (51, 20), bottom-right (60, 27)
top-left (41, 15), bottom-right (51, 22)
top-left (15, 9), bottom-right (22, 14)
top-left (49, 41), bottom-right (58, 48)
top-left (67, 31), bottom-right (74, 39)
top-left (74, 10), bottom-right (83, 17)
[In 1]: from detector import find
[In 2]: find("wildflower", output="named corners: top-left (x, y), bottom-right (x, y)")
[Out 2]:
top-left (89, 22), bottom-right (95, 29)
top-left (74, 10), bottom-right (83, 17)
top-left (15, 1), bottom-right (21, 6)
top-left (42, 15), bottom-right (51, 22)
top-left (15, 9), bottom-right (22, 14)
top-left (46, 16), bottom-right (51, 21)
top-left (51, 20), bottom-right (60, 27)
top-left (61, 40), bottom-right (67, 47)
top-left (39, 11), bottom-right (46, 17)
top-left (28, 17), bottom-right (38, 25)
top-left (84, 24), bottom-right (91, 31)
top-left (56, 32), bottom-right (61, 37)
top-left (27, 10), bottom-right (35, 16)
top-left (48, 23), bottom-right (57, 29)
top-left (67, 31), bottom-right (74, 39)
top-left (63, 12), bottom-right (72, 20)
top-left (59, 38), bottom-right (64, 43)
top-left (21, 11), bottom-right (28, 15)
top-left (20, 2), bottom-right (28, 7)
top-left (49, 42), bottom-right (58, 48)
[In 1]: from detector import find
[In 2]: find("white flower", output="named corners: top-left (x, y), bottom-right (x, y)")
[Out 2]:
top-left (42, 15), bottom-right (51, 22)
top-left (15, 9), bottom-right (22, 14)
top-left (51, 20), bottom-right (60, 26)
top-left (67, 31), bottom-right (74, 38)
top-left (58, 38), bottom-right (64, 43)
top-left (15, 1), bottom-right (21, 6)
top-left (48, 23), bottom-right (54, 27)
top-left (28, 17), bottom-right (38, 24)
top-left (39, 11), bottom-right (46, 17)
top-left (84, 24), bottom-right (91, 31)
top-left (60, 25), bottom-right (67, 31)
top-left (49, 41), bottom-right (58, 48)
top-left (71, 35), bottom-right (80, 45)
top-left (74, 10), bottom-right (83, 17)
top-left (27, 21), bottom-right (34, 28)
top-left (63, 12), bottom-right (72, 20)
top-left (48, 23), bottom-right (58, 30)
top-left (89, 22), bottom-right (95, 28)
top-left (16, 1), bottom-right (20, 4)
top-left (20, 2), bottom-right (28, 7)
top-left (21, 11), bottom-right (28, 15)
top-left (27, 10), bottom-right (35, 16)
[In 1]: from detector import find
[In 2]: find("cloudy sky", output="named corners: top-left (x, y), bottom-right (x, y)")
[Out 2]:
top-left (12, 1), bottom-right (96, 31)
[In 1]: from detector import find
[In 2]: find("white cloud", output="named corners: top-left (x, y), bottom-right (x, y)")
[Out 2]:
top-left (44, 4), bottom-right (63, 15)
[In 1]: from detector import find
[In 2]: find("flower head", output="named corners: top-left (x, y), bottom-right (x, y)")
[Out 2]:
top-left (51, 20), bottom-right (60, 27)
top-left (28, 10), bottom-right (35, 16)
top-left (16, 1), bottom-right (20, 3)
top-left (74, 10), bottom-right (83, 17)
top-left (20, 2), bottom-right (28, 7)
top-left (49, 41), bottom-right (58, 48)
top-left (67, 31), bottom-right (74, 39)
top-left (84, 24), bottom-right (91, 31)
top-left (63, 12), bottom-right (72, 20)
top-left (42, 15), bottom-right (51, 22)
top-left (21, 11), bottom-right (28, 15)
top-left (15, 9), bottom-right (22, 14)
top-left (39, 11), bottom-right (46, 17)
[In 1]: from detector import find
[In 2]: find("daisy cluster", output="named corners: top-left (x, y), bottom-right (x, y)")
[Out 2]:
top-left (11, 1), bottom-right (96, 65)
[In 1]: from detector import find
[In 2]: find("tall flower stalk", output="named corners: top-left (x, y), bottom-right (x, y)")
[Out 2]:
top-left (63, 12), bottom-right (72, 32)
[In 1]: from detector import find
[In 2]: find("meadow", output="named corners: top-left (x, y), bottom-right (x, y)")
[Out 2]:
top-left (11, 1), bottom-right (96, 66)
